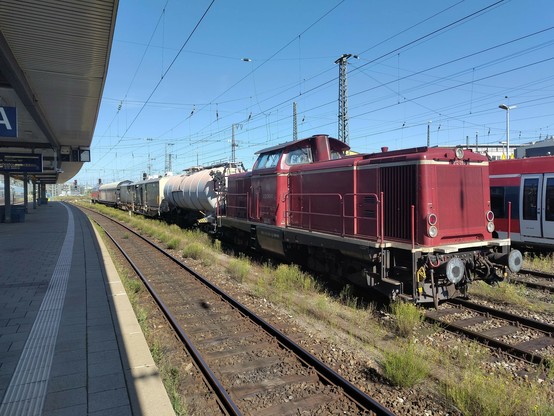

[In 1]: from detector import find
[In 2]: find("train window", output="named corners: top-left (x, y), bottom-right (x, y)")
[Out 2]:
top-left (490, 187), bottom-right (505, 218)
top-left (491, 186), bottom-right (519, 219)
top-left (545, 178), bottom-right (554, 222)
top-left (285, 148), bottom-right (313, 165)
top-left (522, 178), bottom-right (539, 221)
top-left (330, 149), bottom-right (344, 160)
top-left (254, 150), bottom-right (282, 170)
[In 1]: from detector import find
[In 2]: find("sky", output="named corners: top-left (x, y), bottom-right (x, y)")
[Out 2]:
top-left (75, 0), bottom-right (554, 187)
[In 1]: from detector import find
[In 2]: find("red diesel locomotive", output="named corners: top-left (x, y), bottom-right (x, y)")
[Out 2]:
top-left (490, 155), bottom-right (554, 250)
top-left (218, 134), bottom-right (522, 304)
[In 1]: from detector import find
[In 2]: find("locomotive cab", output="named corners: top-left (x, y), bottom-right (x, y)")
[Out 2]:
top-left (247, 135), bottom-right (350, 227)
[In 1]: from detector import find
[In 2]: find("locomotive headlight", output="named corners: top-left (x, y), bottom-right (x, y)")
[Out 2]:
top-left (455, 147), bottom-right (465, 159)
top-left (428, 225), bottom-right (438, 238)
top-left (445, 257), bottom-right (465, 284)
top-left (427, 213), bottom-right (438, 226)
top-left (486, 211), bottom-right (495, 232)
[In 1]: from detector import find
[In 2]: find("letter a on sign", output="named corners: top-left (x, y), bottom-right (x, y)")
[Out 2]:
top-left (0, 106), bottom-right (17, 137)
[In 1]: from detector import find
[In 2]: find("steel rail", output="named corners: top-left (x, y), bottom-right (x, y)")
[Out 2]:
top-left (425, 299), bottom-right (554, 365)
top-left (89, 209), bottom-right (394, 416)
top-left (449, 298), bottom-right (554, 333)
top-left (511, 268), bottom-right (554, 292)
top-left (93, 220), bottom-right (242, 416)
top-left (519, 269), bottom-right (554, 280)
top-left (508, 277), bottom-right (554, 293)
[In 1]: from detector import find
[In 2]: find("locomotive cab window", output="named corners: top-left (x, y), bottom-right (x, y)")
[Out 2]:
top-left (330, 149), bottom-right (345, 160)
top-left (254, 150), bottom-right (282, 170)
top-left (285, 147), bottom-right (313, 165)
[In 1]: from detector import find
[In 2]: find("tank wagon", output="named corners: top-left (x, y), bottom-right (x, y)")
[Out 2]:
top-left (218, 134), bottom-right (522, 304)
top-left (162, 162), bottom-right (244, 228)
top-left (490, 155), bottom-right (554, 249)
top-left (97, 180), bottom-right (132, 206)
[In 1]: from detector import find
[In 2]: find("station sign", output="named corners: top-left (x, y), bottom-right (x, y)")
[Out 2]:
top-left (0, 106), bottom-right (17, 138)
top-left (0, 152), bottom-right (43, 173)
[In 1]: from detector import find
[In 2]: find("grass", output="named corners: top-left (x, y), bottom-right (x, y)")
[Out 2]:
top-left (227, 256), bottom-right (251, 282)
top-left (471, 280), bottom-right (528, 305)
top-left (524, 252), bottom-right (554, 272)
top-left (273, 264), bottom-right (318, 293)
top-left (164, 366), bottom-right (188, 416)
top-left (442, 367), bottom-right (553, 416)
top-left (182, 242), bottom-right (204, 259)
top-left (390, 300), bottom-right (424, 338)
top-left (381, 341), bottom-right (430, 387)
top-left (470, 280), bottom-right (554, 315)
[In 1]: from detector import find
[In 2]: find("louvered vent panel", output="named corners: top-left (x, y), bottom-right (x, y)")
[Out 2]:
top-left (380, 165), bottom-right (417, 240)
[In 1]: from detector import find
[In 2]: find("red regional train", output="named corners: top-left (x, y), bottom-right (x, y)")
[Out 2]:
top-left (490, 155), bottom-right (554, 250)
top-left (218, 134), bottom-right (522, 305)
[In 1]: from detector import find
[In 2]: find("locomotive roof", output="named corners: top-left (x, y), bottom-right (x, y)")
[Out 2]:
top-left (255, 134), bottom-right (349, 154)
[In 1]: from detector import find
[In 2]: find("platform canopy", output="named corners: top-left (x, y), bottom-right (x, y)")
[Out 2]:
top-left (0, 0), bottom-right (119, 184)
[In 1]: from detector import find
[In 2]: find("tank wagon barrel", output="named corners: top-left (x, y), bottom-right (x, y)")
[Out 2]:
top-left (162, 162), bottom-right (245, 228)
top-left (164, 168), bottom-right (218, 212)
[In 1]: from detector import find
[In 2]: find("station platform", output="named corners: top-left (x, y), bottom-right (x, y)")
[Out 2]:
top-left (0, 202), bottom-right (174, 416)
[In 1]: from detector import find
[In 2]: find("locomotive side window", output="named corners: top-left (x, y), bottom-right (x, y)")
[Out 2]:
top-left (330, 149), bottom-right (344, 160)
top-left (522, 178), bottom-right (539, 220)
top-left (546, 178), bottom-right (554, 222)
top-left (285, 147), bottom-right (313, 165)
top-left (254, 150), bottom-right (282, 170)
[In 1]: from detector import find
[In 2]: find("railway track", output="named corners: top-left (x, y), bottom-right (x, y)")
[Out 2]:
top-left (509, 269), bottom-right (554, 293)
top-left (425, 298), bottom-right (554, 365)
top-left (83, 207), bottom-right (394, 415)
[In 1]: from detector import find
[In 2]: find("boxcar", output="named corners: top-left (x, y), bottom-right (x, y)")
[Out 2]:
top-left (131, 176), bottom-right (171, 217)
top-left (98, 180), bottom-right (132, 206)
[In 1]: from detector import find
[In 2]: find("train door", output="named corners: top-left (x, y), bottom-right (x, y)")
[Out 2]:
top-left (519, 175), bottom-right (542, 237)
top-left (542, 174), bottom-right (554, 239)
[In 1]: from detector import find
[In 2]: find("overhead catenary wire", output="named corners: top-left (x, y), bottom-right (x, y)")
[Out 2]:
top-left (84, 0), bottom-right (553, 184)
top-left (93, 0), bottom-right (216, 167)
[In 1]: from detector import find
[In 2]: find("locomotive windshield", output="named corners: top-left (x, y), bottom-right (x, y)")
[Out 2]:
top-left (254, 150), bottom-right (282, 170)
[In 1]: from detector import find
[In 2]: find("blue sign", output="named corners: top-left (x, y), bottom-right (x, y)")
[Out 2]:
top-left (0, 106), bottom-right (17, 137)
